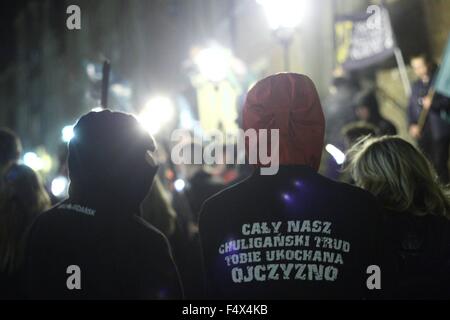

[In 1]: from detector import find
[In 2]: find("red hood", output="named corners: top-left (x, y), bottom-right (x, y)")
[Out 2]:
top-left (243, 73), bottom-right (325, 171)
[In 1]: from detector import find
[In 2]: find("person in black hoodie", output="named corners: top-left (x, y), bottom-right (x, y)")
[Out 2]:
top-left (354, 91), bottom-right (397, 136)
top-left (25, 110), bottom-right (183, 299)
top-left (347, 136), bottom-right (450, 299)
top-left (199, 73), bottom-right (390, 300)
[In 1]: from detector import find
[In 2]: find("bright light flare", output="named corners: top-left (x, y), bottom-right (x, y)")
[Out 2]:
top-left (138, 96), bottom-right (175, 135)
top-left (257, 0), bottom-right (309, 30)
top-left (62, 125), bottom-right (75, 143)
top-left (51, 176), bottom-right (69, 198)
top-left (111, 84), bottom-right (132, 98)
top-left (23, 152), bottom-right (44, 171)
top-left (194, 46), bottom-right (231, 82)
top-left (326, 144), bottom-right (346, 165)
top-left (174, 179), bottom-right (186, 192)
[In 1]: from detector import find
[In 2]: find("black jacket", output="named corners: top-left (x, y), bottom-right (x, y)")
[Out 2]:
top-left (408, 76), bottom-right (450, 140)
top-left (382, 210), bottom-right (450, 299)
top-left (25, 199), bottom-right (183, 300)
top-left (199, 166), bottom-right (390, 299)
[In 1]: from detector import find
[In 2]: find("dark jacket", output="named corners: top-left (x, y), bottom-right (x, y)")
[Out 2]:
top-left (0, 268), bottom-right (25, 300)
top-left (382, 210), bottom-right (450, 299)
top-left (25, 111), bottom-right (183, 299)
top-left (408, 74), bottom-right (450, 140)
top-left (26, 200), bottom-right (182, 299)
top-left (200, 166), bottom-right (388, 299)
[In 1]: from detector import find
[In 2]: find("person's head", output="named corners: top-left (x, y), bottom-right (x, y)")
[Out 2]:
top-left (346, 136), bottom-right (450, 217)
top-left (0, 164), bottom-right (50, 274)
top-left (341, 121), bottom-right (378, 148)
top-left (411, 53), bottom-right (436, 81)
top-left (243, 73), bottom-right (325, 172)
top-left (68, 110), bottom-right (158, 214)
top-left (355, 92), bottom-right (380, 122)
top-left (0, 128), bottom-right (22, 174)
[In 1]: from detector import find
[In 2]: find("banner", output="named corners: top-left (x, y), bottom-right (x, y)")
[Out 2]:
top-left (435, 35), bottom-right (450, 98)
top-left (335, 6), bottom-right (396, 70)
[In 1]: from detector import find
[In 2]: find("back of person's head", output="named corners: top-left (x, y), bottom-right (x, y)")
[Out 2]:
top-left (68, 110), bottom-right (157, 214)
top-left (346, 136), bottom-right (450, 217)
top-left (0, 128), bottom-right (22, 173)
top-left (0, 164), bottom-right (50, 274)
top-left (341, 121), bottom-right (378, 147)
top-left (243, 73), bottom-right (325, 171)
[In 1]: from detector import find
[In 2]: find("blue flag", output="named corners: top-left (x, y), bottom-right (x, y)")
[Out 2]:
top-left (435, 35), bottom-right (450, 98)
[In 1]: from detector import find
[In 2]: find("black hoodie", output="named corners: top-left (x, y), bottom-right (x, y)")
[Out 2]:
top-left (25, 111), bottom-right (183, 299)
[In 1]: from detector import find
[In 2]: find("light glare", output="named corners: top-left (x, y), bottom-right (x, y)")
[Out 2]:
top-left (138, 96), bottom-right (175, 135)
top-left (325, 144), bottom-right (346, 165)
top-left (257, 0), bottom-right (308, 30)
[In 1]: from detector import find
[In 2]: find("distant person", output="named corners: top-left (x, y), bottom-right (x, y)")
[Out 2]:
top-left (341, 121), bottom-right (378, 149)
top-left (0, 164), bottom-right (50, 299)
top-left (199, 73), bottom-right (389, 299)
top-left (0, 128), bottom-right (22, 188)
top-left (408, 54), bottom-right (450, 183)
top-left (322, 70), bottom-right (360, 180)
top-left (25, 110), bottom-right (183, 299)
top-left (141, 176), bottom-right (177, 239)
top-left (338, 122), bottom-right (378, 184)
top-left (347, 136), bottom-right (450, 299)
top-left (355, 91), bottom-right (397, 136)
top-left (323, 69), bottom-right (360, 147)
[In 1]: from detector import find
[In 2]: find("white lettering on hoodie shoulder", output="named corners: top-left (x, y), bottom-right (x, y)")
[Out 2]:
top-left (58, 203), bottom-right (96, 216)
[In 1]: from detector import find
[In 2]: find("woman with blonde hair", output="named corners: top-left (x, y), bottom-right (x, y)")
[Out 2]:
top-left (346, 136), bottom-right (450, 299)
top-left (0, 164), bottom-right (50, 299)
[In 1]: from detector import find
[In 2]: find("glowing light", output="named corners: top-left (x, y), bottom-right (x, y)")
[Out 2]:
top-left (194, 46), bottom-right (232, 82)
top-left (138, 96), bottom-right (175, 135)
top-left (51, 176), bottom-right (69, 198)
top-left (326, 144), bottom-right (346, 165)
top-left (111, 84), bottom-right (132, 98)
top-left (91, 107), bottom-right (103, 112)
top-left (62, 125), bottom-right (75, 142)
top-left (282, 193), bottom-right (292, 202)
top-left (86, 63), bottom-right (101, 81)
top-left (257, 0), bottom-right (309, 30)
top-left (174, 179), bottom-right (186, 192)
top-left (23, 152), bottom-right (44, 171)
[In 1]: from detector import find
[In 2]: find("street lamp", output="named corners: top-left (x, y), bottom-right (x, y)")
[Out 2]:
top-left (257, 0), bottom-right (309, 70)
top-left (193, 45), bottom-right (232, 83)
top-left (192, 44), bottom-right (235, 132)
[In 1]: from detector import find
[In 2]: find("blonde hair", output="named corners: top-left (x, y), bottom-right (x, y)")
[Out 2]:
top-left (0, 164), bottom-right (51, 274)
top-left (346, 136), bottom-right (450, 218)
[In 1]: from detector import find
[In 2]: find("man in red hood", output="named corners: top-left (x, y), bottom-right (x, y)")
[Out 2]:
top-left (199, 73), bottom-right (389, 299)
